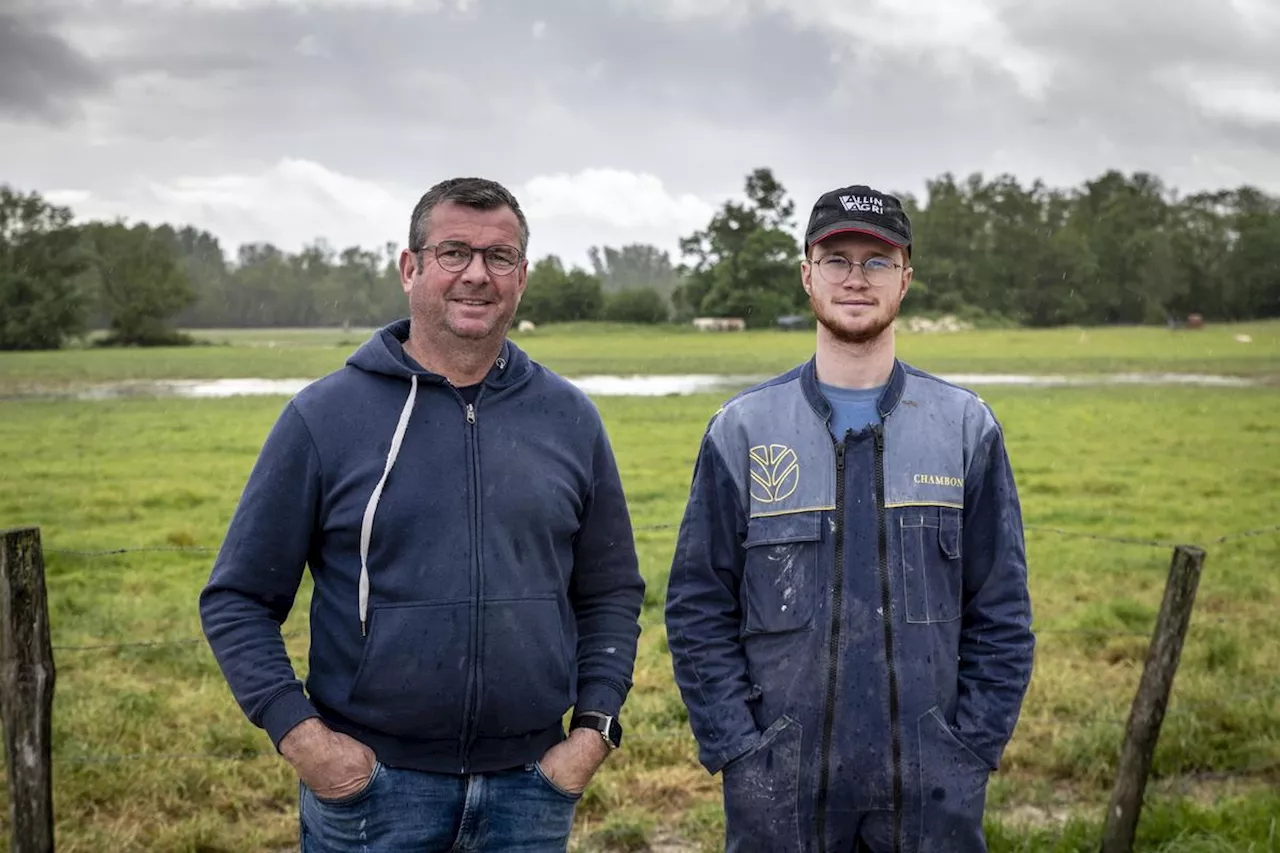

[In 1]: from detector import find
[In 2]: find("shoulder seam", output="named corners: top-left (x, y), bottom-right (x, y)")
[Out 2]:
top-left (715, 368), bottom-right (805, 415)
top-left (901, 363), bottom-right (984, 401)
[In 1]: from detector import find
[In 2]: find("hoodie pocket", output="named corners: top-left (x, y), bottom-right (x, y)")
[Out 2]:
top-left (900, 507), bottom-right (963, 624)
top-left (741, 513), bottom-right (821, 635)
top-left (475, 595), bottom-right (573, 738)
top-left (347, 600), bottom-right (470, 739)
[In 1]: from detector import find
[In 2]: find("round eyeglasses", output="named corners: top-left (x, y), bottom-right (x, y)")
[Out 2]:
top-left (813, 254), bottom-right (904, 286)
top-left (415, 240), bottom-right (524, 275)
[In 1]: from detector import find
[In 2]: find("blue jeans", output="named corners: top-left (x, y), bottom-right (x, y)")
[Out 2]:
top-left (299, 760), bottom-right (581, 852)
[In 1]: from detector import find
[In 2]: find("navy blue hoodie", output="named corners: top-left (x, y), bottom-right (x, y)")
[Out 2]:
top-left (199, 320), bottom-right (645, 774)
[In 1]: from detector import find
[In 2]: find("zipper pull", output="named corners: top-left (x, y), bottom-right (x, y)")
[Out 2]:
top-left (466, 403), bottom-right (476, 424)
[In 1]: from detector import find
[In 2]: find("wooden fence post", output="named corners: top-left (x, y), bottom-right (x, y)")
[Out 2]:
top-left (1099, 544), bottom-right (1206, 853)
top-left (1, 526), bottom-right (56, 853)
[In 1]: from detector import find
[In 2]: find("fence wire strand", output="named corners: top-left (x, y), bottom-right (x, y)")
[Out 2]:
top-left (44, 520), bottom-right (1278, 560)
top-left (30, 523), bottom-right (1280, 779)
top-left (49, 545), bottom-right (217, 556)
top-left (51, 616), bottom-right (1261, 653)
top-left (1210, 523), bottom-right (1280, 545)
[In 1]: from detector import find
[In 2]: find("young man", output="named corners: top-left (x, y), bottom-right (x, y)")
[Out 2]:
top-left (200, 177), bottom-right (645, 852)
top-left (665, 185), bottom-right (1035, 852)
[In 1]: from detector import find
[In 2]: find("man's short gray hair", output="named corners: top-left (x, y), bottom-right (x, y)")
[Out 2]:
top-left (408, 177), bottom-right (529, 254)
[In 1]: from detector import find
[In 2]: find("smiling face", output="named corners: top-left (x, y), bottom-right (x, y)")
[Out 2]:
top-left (399, 200), bottom-right (528, 344)
top-left (801, 232), bottom-right (912, 345)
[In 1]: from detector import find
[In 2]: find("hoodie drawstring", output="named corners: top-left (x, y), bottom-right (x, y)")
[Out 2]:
top-left (358, 374), bottom-right (418, 636)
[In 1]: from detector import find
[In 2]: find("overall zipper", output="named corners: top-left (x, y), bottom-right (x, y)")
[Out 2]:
top-left (815, 437), bottom-right (846, 852)
top-left (874, 426), bottom-right (904, 853)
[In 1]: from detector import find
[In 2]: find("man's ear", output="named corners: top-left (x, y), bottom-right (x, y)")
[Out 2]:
top-left (398, 249), bottom-right (418, 295)
top-left (800, 257), bottom-right (813, 296)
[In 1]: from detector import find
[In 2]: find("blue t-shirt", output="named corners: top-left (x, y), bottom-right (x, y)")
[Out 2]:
top-left (820, 382), bottom-right (884, 440)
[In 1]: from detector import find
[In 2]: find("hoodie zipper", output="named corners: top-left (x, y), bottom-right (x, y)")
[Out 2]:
top-left (458, 393), bottom-right (483, 771)
top-left (874, 426), bottom-right (904, 853)
top-left (815, 437), bottom-right (846, 852)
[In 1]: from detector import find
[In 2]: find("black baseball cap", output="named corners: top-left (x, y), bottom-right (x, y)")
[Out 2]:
top-left (804, 185), bottom-right (912, 257)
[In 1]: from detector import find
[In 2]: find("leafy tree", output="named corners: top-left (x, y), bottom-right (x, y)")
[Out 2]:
top-left (227, 242), bottom-right (295, 326)
top-left (171, 226), bottom-right (232, 327)
top-left (81, 221), bottom-right (197, 346)
top-left (673, 167), bottom-right (806, 327)
top-left (602, 286), bottom-right (669, 324)
top-left (0, 186), bottom-right (92, 350)
top-left (1229, 211), bottom-right (1280, 320)
top-left (587, 243), bottom-right (682, 299)
top-left (7, 167), bottom-right (1279, 341)
top-left (517, 256), bottom-right (603, 324)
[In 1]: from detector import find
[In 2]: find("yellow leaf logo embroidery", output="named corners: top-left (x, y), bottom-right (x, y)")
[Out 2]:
top-left (749, 444), bottom-right (800, 504)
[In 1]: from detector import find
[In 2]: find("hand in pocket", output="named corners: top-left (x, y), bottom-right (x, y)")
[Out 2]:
top-left (281, 718), bottom-right (378, 801)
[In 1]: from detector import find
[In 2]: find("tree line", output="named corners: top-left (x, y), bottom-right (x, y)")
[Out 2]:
top-left (3, 167), bottom-right (1278, 349)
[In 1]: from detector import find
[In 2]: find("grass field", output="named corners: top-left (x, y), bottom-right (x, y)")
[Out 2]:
top-left (1, 322), bottom-right (1278, 851)
top-left (1, 320), bottom-right (1278, 395)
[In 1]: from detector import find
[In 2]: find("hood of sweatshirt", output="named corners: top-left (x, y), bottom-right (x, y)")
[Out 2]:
top-left (342, 318), bottom-right (536, 634)
top-left (346, 317), bottom-right (533, 388)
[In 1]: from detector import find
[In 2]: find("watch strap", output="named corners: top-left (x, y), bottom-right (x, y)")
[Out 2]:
top-left (570, 711), bottom-right (623, 749)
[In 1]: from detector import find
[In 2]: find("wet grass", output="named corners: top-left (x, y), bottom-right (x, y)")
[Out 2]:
top-left (0, 339), bottom-right (1278, 850)
top-left (0, 319), bottom-right (1277, 395)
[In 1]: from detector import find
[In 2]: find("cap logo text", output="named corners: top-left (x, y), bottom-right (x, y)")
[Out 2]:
top-left (840, 194), bottom-right (883, 214)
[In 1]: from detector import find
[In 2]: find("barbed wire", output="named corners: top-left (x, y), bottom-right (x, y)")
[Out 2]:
top-left (53, 630), bottom-right (306, 652)
top-left (1035, 628), bottom-right (1153, 638)
top-left (43, 520), bottom-right (1278, 560)
top-left (54, 637), bottom-right (207, 652)
top-left (20, 525), bottom-right (1278, 847)
top-left (1035, 612), bottom-right (1252, 639)
top-left (48, 545), bottom-right (217, 556)
top-left (1161, 755), bottom-right (1280, 784)
top-left (39, 626), bottom-right (1162, 652)
top-left (1022, 526), bottom-right (1181, 548)
top-left (51, 700), bottom-right (1280, 766)
top-left (1209, 523), bottom-right (1280, 545)
top-left (53, 614), bottom-right (1263, 653)
top-left (46, 524), bottom-right (681, 557)
top-left (60, 751), bottom-right (274, 765)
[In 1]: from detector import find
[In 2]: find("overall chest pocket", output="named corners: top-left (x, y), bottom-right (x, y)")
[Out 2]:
top-left (741, 512), bottom-right (822, 636)
top-left (900, 505), bottom-right (963, 624)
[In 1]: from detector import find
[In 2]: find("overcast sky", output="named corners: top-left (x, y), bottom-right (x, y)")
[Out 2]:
top-left (4, 0), bottom-right (1279, 269)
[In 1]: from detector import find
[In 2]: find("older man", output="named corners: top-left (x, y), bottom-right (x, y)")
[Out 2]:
top-left (201, 177), bottom-right (645, 852)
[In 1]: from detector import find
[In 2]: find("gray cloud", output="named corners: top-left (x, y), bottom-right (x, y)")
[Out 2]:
top-left (0, 6), bottom-right (108, 122)
top-left (1, 0), bottom-right (1277, 265)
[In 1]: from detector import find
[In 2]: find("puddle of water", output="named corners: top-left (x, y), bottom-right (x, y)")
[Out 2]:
top-left (0, 372), bottom-right (1262, 402)
top-left (568, 374), bottom-right (767, 396)
top-left (70, 379), bottom-right (316, 400)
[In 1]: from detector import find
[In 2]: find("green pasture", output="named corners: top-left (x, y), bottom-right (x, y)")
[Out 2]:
top-left (0, 319), bottom-right (1277, 395)
top-left (0, 324), bottom-right (1278, 851)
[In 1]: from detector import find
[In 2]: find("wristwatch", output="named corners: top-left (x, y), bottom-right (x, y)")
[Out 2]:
top-left (570, 711), bottom-right (623, 751)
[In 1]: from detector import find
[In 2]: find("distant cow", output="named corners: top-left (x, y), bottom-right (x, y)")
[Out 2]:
top-left (517, 320), bottom-right (537, 332)
top-left (692, 317), bottom-right (746, 332)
